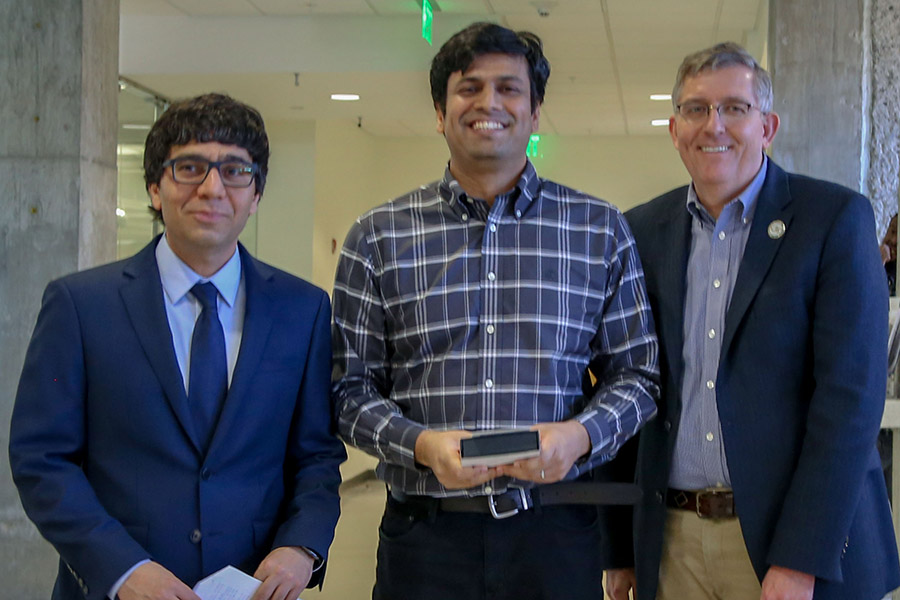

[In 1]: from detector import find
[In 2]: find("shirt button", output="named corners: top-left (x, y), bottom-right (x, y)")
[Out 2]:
top-left (200, 468), bottom-right (211, 481)
top-left (485, 379), bottom-right (494, 389)
top-left (490, 224), bottom-right (497, 232)
top-left (485, 485), bottom-right (493, 494)
top-left (706, 380), bottom-right (715, 390)
top-left (706, 432), bottom-right (714, 442)
top-left (718, 231), bottom-right (726, 240)
top-left (742, 217), bottom-right (749, 225)
top-left (515, 210), bottom-right (522, 218)
top-left (713, 279), bottom-right (722, 289)
top-left (461, 213), bottom-right (468, 221)
top-left (663, 420), bottom-right (672, 432)
top-left (486, 324), bottom-right (495, 334)
top-left (487, 272), bottom-right (496, 282)
top-left (190, 529), bottom-right (202, 544)
top-left (707, 329), bottom-right (716, 339)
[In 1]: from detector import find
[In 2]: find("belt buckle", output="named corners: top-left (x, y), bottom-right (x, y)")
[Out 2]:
top-left (695, 489), bottom-right (731, 519)
top-left (488, 486), bottom-right (530, 520)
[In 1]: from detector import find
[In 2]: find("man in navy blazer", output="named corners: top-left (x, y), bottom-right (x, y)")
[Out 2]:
top-left (601, 44), bottom-right (900, 600)
top-left (9, 93), bottom-right (345, 600)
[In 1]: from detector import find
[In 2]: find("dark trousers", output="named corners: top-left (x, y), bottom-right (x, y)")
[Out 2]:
top-left (373, 491), bottom-right (604, 600)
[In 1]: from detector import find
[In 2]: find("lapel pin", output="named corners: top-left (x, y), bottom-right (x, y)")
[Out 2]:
top-left (767, 219), bottom-right (786, 239)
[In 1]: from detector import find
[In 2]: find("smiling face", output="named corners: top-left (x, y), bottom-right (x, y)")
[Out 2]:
top-left (670, 65), bottom-right (779, 212)
top-left (436, 52), bottom-right (540, 181)
top-left (149, 141), bottom-right (259, 276)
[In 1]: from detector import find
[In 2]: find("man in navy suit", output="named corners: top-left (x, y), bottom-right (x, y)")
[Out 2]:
top-left (601, 43), bottom-right (900, 600)
top-left (9, 93), bottom-right (345, 600)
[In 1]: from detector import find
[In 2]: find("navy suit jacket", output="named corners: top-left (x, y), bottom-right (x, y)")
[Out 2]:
top-left (9, 238), bottom-right (346, 600)
top-left (600, 161), bottom-right (900, 600)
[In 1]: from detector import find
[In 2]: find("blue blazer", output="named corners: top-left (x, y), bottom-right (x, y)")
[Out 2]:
top-left (9, 239), bottom-right (346, 600)
top-left (602, 161), bottom-right (900, 600)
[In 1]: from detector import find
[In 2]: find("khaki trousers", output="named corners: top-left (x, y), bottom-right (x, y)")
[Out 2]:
top-left (657, 508), bottom-right (761, 600)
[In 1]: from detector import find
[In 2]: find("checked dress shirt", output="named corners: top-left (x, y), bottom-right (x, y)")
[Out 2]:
top-left (332, 161), bottom-right (659, 497)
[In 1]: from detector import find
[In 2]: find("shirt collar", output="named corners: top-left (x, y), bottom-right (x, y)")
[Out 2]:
top-left (155, 234), bottom-right (242, 308)
top-left (686, 155), bottom-right (769, 224)
top-left (438, 159), bottom-right (541, 218)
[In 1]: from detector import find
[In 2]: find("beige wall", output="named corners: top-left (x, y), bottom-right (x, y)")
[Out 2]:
top-left (307, 124), bottom-right (688, 294)
top-left (255, 119), bottom-right (317, 279)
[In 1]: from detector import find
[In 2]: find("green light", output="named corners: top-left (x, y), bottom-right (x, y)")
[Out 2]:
top-left (526, 134), bottom-right (541, 158)
top-left (422, 0), bottom-right (433, 46)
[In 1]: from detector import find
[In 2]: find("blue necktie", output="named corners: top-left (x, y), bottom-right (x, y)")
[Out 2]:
top-left (189, 282), bottom-right (227, 453)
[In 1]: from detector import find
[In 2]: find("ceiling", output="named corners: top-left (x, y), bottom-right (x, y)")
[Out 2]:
top-left (119, 0), bottom-right (767, 137)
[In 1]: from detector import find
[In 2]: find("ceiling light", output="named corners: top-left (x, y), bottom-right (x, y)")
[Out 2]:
top-left (331, 94), bottom-right (360, 101)
top-left (122, 124), bottom-right (152, 130)
top-left (651, 119), bottom-right (669, 127)
top-left (117, 144), bottom-right (144, 156)
top-left (650, 94), bottom-right (672, 101)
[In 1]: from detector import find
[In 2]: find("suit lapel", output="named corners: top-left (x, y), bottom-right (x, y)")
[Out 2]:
top-left (722, 161), bottom-right (794, 356)
top-left (119, 238), bottom-right (202, 453)
top-left (655, 193), bottom-right (692, 385)
top-left (205, 246), bottom-right (276, 456)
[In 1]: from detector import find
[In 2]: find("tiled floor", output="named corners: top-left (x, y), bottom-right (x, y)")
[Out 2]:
top-left (304, 471), bottom-right (383, 600)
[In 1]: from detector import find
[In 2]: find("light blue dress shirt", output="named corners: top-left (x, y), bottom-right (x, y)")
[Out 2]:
top-left (669, 157), bottom-right (768, 491)
top-left (155, 234), bottom-right (245, 390)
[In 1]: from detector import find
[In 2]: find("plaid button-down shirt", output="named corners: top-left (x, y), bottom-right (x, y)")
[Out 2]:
top-left (332, 162), bottom-right (659, 497)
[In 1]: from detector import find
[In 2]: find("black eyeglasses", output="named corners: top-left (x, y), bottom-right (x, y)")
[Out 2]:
top-left (162, 158), bottom-right (258, 188)
top-left (676, 102), bottom-right (761, 124)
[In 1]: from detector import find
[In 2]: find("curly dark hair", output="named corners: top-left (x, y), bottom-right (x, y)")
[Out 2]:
top-left (430, 22), bottom-right (550, 114)
top-left (144, 93), bottom-right (269, 219)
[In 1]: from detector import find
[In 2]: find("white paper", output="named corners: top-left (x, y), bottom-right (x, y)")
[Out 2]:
top-left (193, 565), bottom-right (263, 600)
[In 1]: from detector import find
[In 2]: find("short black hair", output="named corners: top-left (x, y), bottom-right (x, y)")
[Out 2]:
top-left (430, 22), bottom-right (550, 114)
top-left (144, 93), bottom-right (269, 218)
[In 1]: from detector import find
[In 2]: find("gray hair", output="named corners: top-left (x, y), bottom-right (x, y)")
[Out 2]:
top-left (672, 42), bottom-right (773, 114)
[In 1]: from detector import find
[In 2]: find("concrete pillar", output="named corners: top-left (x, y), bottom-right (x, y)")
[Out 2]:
top-left (868, 0), bottom-right (900, 229)
top-left (768, 0), bottom-right (865, 192)
top-left (0, 0), bottom-right (119, 597)
top-left (768, 0), bottom-right (900, 234)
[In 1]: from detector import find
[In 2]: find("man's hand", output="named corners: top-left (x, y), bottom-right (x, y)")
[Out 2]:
top-left (496, 421), bottom-right (591, 482)
top-left (250, 546), bottom-right (314, 600)
top-left (118, 562), bottom-right (200, 600)
top-left (760, 565), bottom-right (814, 600)
top-left (414, 429), bottom-right (499, 489)
top-left (605, 568), bottom-right (636, 600)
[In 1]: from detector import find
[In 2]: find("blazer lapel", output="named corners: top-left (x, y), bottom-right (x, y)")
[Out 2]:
top-left (722, 161), bottom-right (794, 356)
top-left (654, 194), bottom-right (692, 385)
top-left (119, 238), bottom-right (202, 453)
top-left (205, 246), bottom-right (276, 456)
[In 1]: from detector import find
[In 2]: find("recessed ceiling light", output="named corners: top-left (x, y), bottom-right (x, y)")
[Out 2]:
top-left (121, 123), bottom-right (152, 130)
top-left (650, 94), bottom-right (672, 101)
top-left (117, 144), bottom-right (144, 156)
top-left (331, 94), bottom-right (360, 101)
top-left (651, 119), bottom-right (670, 126)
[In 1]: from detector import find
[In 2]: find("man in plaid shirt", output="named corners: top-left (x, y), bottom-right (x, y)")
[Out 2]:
top-left (332, 22), bottom-right (659, 600)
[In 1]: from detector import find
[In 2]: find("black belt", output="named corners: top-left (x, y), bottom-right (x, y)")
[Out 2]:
top-left (391, 482), bottom-right (641, 520)
top-left (666, 488), bottom-right (736, 519)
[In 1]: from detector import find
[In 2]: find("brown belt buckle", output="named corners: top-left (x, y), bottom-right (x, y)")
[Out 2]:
top-left (695, 489), bottom-right (734, 519)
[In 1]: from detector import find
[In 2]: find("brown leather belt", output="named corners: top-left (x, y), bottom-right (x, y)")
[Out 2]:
top-left (666, 488), bottom-right (736, 519)
top-left (391, 482), bottom-right (641, 520)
